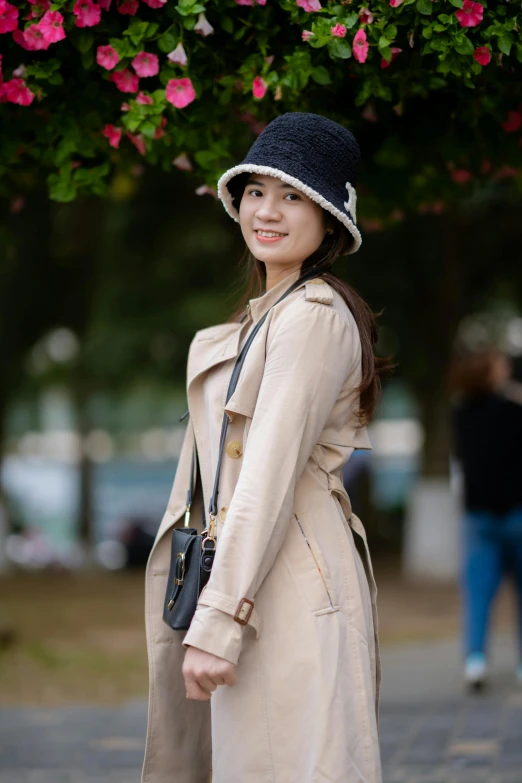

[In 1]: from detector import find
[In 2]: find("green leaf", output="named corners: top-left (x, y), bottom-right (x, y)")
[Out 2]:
top-left (384, 25), bottom-right (397, 40)
top-left (447, 0), bottom-right (463, 7)
top-left (498, 34), bottom-right (513, 56)
top-left (140, 121), bottom-right (158, 139)
top-left (311, 65), bottom-right (331, 85)
top-left (328, 38), bottom-right (352, 59)
top-left (416, 0), bottom-right (433, 15)
top-left (378, 36), bottom-right (391, 51)
top-left (516, 43), bottom-right (522, 64)
top-left (157, 32), bottom-right (177, 53)
top-left (144, 22), bottom-right (160, 38)
top-left (47, 171), bottom-right (77, 203)
top-left (454, 35), bottom-right (474, 55)
top-left (69, 29), bottom-right (93, 54)
top-left (343, 12), bottom-right (358, 30)
top-left (123, 18), bottom-right (149, 38)
top-left (81, 49), bottom-right (94, 70)
top-left (380, 46), bottom-right (392, 63)
top-left (221, 16), bottom-right (233, 33)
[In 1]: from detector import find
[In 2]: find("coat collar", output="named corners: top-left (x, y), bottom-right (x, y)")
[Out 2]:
top-left (247, 268), bottom-right (303, 325)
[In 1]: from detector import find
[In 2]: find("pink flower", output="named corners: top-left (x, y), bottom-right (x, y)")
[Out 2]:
top-left (12, 29), bottom-right (34, 50)
top-left (0, 0), bottom-right (18, 34)
top-left (359, 7), bottom-right (373, 24)
top-left (27, 0), bottom-right (50, 21)
top-left (165, 77), bottom-right (196, 108)
top-left (194, 12), bottom-right (213, 36)
top-left (235, 0), bottom-right (253, 5)
top-left (99, 0), bottom-right (111, 10)
top-left (153, 115), bottom-right (167, 139)
top-left (127, 132), bottom-right (146, 155)
top-left (473, 45), bottom-right (490, 66)
top-left (252, 75), bottom-right (267, 99)
top-left (173, 153), bottom-right (193, 171)
top-left (195, 184), bottom-right (217, 198)
top-left (167, 42), bottom-right (188, 66)
top-left (381, 46), bottom-right (402, 68)
top-left (102, 124), bottom-right (122, 148)
top-left (296, 0), bottom-right (321, 10)
top-left (455, 0), bottom-right (483, 28)
top-left (97, 44), bottom-right (120, 70)
top-left (132, 51), bottom-right (159, 77)
top-left (136, 90), bottom-right (153, 104)
top-left (302, 30), bottom-right (314, 41)
top-left (23, 23), bottom-right (50, 50)
top-left (73, 0), bottom-right (102, 27)
top-left (111, 68), bottom-right (139, 92)
top-left (117, 0), bottom-right (138, 13)
top-left (39, 10), bottom-right (65, 44)
top-left (502, 111), bottom-right (522, 133)
top-left (352, 28), bottom-right (368, 63)
top-left (142, 0), bottom-right (166, 6)
top-left (120, 101), bottom-right (131, 110)
top-left (3, 77), bottom-right (34, 106)
top-left (389, 0), bottom-right (403, 6)
top-left (451, 168), bottom-right (472, 184)
top-left (331, 23), bottom-right (346, 37)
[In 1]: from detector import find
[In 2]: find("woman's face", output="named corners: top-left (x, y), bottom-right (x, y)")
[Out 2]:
top-left (238, 173), bottom-right (328, 273)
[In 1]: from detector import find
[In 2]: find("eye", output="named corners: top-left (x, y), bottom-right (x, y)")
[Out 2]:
top-left (284, 192), bottom-right (301, 201)
top-left (247, 188), bottom-right (262, 197)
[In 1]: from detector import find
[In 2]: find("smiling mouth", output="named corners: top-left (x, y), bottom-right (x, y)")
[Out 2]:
top-left (254, 230), bottom-right (288, 238)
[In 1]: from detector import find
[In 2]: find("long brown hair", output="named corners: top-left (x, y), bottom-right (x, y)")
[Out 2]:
top-left (226, 210), bottom-right (394, 425)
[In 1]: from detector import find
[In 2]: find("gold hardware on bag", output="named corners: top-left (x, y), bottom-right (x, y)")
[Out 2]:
top-left (184, 502), bottom-right (191, 528)
top-left (201, 513), bottom-right (216, 551)
top-left (174, 551), bottom-right (186, 585)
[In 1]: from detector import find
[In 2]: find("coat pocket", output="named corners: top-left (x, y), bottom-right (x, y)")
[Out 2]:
top-left (282, 513), bottom-right (339, 615)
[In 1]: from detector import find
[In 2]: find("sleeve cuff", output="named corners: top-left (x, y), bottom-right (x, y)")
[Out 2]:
top-left (183, 605), bottom-right (245, 665)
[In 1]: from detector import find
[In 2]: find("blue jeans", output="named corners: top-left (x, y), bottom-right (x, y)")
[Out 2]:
top-left (461, 507), bottom-right (522, 658)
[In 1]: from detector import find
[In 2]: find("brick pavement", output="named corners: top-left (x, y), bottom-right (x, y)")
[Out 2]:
top-left (1, 633), bottom-right (520, 783)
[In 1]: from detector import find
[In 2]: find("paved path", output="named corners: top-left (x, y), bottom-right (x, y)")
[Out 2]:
top-left (1, 633), bottom-right (520, 782)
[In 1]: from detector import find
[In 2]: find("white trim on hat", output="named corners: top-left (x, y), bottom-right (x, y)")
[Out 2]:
top-left (217, 164), bottom-right (362, 254)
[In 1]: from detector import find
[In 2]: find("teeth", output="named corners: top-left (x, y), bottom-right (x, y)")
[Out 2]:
top-left (256, 230), bottom-right (286, 237)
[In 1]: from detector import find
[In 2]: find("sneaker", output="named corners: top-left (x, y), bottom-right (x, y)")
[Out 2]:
top-left (465, 652), bottom-right (487, 692)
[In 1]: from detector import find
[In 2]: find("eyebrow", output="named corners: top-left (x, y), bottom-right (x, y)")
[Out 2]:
top-left (246, 179), bottom-right (295, 190)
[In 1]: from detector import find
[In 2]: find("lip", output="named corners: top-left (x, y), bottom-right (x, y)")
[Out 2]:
top-left (254, 229), bottom-right (287, 244)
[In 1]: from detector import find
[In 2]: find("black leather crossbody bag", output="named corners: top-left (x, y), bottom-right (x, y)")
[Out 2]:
top-left (162, 269), bottom-right (321, 631)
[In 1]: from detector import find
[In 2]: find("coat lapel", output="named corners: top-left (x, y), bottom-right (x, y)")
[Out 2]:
top-left (186, 322), bottom-right (244, 395)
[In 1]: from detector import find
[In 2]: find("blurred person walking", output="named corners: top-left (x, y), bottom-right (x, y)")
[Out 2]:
top-left (451, 348), bottom-right (522, 691)
top-left (142, 113), bottom-right (390, 783)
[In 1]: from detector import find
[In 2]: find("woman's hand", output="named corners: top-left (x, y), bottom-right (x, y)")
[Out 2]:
top-left (182, 646), bottom-right (237, 701)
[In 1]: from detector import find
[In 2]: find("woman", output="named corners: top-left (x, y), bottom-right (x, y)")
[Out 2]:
top-left (142, 112), bottom-right (388, 783)
top-left (451, 348), bottom-right (522, 690)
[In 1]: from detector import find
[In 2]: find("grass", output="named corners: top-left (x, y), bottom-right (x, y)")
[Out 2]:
top-left (0, 560), bottom-right (516, 705)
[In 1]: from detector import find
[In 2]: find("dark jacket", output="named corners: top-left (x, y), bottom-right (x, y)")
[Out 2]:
top-left (452, 387), bottom-right (522, 516)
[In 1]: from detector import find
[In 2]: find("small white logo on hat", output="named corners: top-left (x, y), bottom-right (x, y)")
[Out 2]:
top-left (344, 182), bottom-right (357, 222)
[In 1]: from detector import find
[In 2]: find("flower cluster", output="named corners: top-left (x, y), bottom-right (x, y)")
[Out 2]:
top-left (0, 0), bottom-right (521, 203)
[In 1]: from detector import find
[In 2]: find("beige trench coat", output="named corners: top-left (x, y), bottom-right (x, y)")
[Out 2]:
top-left (142, 269), bottom-right (382, 783)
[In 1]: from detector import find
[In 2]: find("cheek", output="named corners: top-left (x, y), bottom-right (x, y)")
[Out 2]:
top-left (293, 207), bottom-right (325, 246)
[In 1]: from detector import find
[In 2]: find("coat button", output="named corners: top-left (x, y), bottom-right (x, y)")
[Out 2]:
top-left (219, 507), bottom-right (227, 522)
top-left (226, 440), bottom-right (243, 459)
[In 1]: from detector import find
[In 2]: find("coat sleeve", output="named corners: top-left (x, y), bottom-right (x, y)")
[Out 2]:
top-left (182, 299), bottom-right (359, 664)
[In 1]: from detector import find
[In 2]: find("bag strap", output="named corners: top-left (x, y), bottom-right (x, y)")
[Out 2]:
top-left (207, 268), bottom-right (321, 519)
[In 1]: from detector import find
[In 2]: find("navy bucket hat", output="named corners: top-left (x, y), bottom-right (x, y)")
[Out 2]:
top-left (217, 111), bottom-right (362, 254)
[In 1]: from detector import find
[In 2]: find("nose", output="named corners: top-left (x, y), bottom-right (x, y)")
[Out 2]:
top-left (254, 194), bottom-right (282, 223)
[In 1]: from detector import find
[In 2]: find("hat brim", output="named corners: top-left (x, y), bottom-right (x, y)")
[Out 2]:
top-left (217, 164), bottom-right (362, 254)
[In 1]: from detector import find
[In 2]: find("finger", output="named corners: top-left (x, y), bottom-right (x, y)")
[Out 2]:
top-left (185, 679), bottom-right (211, 701)
top-left (196, 674), bottom-right (219, 694)
top-left (221, 667), bottom-right (237, 687)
